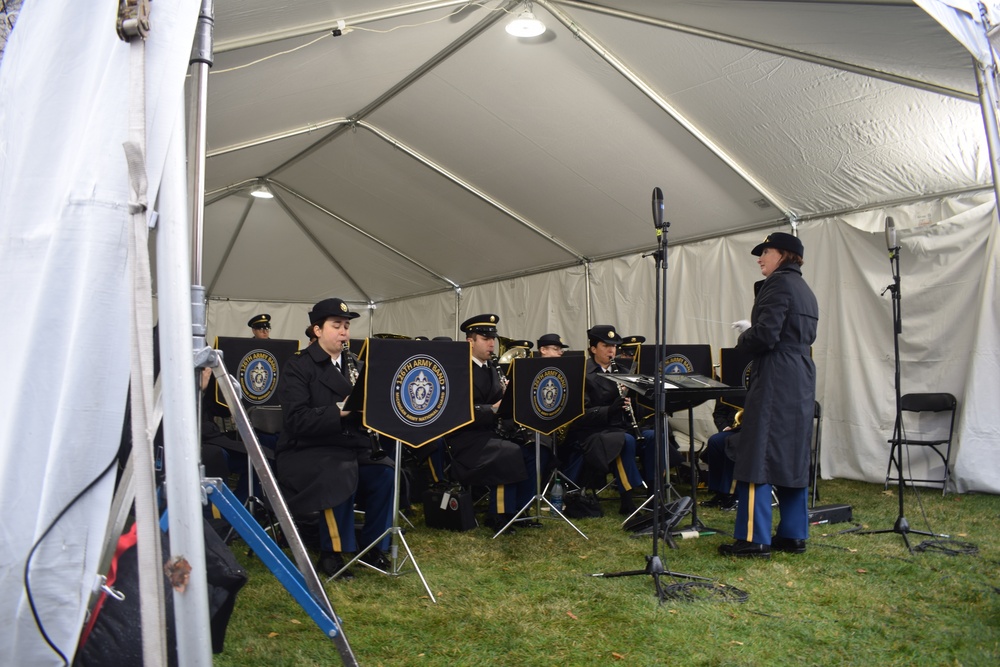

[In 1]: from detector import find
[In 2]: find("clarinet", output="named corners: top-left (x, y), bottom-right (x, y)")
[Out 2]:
top-left (488, 353), bottom-right (509, 392)
top-left (343, 348), bottom-right (387, 461)
top-left (609, 358), bottom-right (644, 442)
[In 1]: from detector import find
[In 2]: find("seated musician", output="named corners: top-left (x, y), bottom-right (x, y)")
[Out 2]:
top-left (536, 332), bottom-right (568, 358)
top-left (275, 297), bottom-right (394, 579)
top-left (701, 408), bottom-right (742, 511)
top-left (563, 325), bottom-right (645, 515)
top-left (445, 314), bottom-right (532, 532)
top-left (617, 334), bottom-right (684, 489)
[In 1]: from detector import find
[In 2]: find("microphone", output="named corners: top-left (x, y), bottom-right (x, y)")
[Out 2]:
top-left (885, 216), bottom-right (897, 255)
top-left (652, 187), bottom-right (664, 230)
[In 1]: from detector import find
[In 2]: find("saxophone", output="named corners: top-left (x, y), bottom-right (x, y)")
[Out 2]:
top-left (343, 348), bottom-right (386, 461)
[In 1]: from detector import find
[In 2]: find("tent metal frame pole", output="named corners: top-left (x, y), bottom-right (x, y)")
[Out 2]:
top-left (538, 0), bottom-right (794, 218)
top-left (268, 179), bottom-right (460, 290)
top-left (205, 196), bottom-right (254, 297)
top-left (266, 1), bottom-right (521, 176)
top-left (358, 121), bottom-right (586, 261)
top-left (269, 187), bottom-right (374, 302)
top-left (159, 99), bottom-right (214, 667)
top-left (551, 0), bottom-right (976, 102)
top-left (974, 57), bottom-right (1000, 217)
top-left (215, 0), bottom-right (478, 53)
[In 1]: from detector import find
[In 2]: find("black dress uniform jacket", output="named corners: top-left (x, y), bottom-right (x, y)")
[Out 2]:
top-left (734, 262), bottom-right (818, 487)
top-left (565, 358), bottom-right (627, 474)
top-left (446, 360), bottom-right (527, 486)
top-left (275, 343), bottom-right (391, 516)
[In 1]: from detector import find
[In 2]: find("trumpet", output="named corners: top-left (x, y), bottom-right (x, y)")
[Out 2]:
top-left (609, 359), bottom-right (644, 441)
top-left (343, 349), bottom-right (387, 461)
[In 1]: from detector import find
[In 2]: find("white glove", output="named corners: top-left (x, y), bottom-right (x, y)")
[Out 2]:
top-left (731, 319), bottom-right (751, 334)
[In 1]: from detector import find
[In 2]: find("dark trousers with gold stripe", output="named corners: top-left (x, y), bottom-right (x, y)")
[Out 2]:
top-left (319, 464), bottom-right (394, 554)
top-left (491, 444), bottom-right (548, 516)
top-left (733, 481), bottom-right (808, 545)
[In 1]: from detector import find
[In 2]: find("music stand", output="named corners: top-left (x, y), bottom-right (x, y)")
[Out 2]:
top-left (492, 356), bottom-right (588, 539)
top-left (629, 344), bottom-right (716, 531)
top-left (341, 339), bottom-right (476, 597)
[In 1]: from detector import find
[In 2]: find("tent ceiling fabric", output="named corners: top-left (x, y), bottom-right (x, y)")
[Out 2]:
top-left (199, 0), bottom-right (991, 303)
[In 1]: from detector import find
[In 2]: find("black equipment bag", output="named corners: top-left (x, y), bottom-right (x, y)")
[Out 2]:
top-left (562, 490), bottom-right (604, 519)
top-left (422, 486), bottom-right (477, 531)
top-left (75, 519), bottom-right (248, 666)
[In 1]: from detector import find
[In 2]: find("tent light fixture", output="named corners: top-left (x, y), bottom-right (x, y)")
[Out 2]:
top-left (249, 179), bottom-right (274, 199)
top-left (506, 3), bottom-right (546, 38)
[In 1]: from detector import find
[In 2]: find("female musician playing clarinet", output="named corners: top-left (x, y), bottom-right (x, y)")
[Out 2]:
top-left (718, 232), bottom-right (818, 559)
top-left (563, 325), bottom-right (646, 516)
top-left (275, 298), bottom-right (394, 579)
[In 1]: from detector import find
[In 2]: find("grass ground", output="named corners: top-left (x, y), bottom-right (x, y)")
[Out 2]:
top-left (213, 478), bottom-right (1000, 667)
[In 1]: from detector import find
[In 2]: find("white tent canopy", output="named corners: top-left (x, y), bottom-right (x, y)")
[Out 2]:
top-left (196, 1), bottom-right (999, 494)
top-left (198, 0), bottom-right (990, 305)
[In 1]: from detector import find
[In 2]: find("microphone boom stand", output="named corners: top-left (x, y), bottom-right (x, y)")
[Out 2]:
top-left (856, 236), bottom-right (948, 551)
top-left (590, 191), bottom-right (709, 595)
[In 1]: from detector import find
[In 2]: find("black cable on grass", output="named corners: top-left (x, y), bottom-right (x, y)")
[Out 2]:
top-left (914, 539), bottom-right (978, 556)
top-left (660, 581), bottom-right (749, 603)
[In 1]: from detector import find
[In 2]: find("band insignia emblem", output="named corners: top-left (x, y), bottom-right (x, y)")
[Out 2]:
top-left (392, 354), bottom-right (449, 427)
top-left (239, 349), bottom-right (279, 404)
top-left (742, 361), bottom-right (753, 389)
top-left (530, 366), bottom-right (569, 420)
top-left (660, 354), bottom-right (694, 375)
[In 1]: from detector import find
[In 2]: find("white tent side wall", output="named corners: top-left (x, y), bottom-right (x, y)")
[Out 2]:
top-left (0, 1), bottom-right (201, 663)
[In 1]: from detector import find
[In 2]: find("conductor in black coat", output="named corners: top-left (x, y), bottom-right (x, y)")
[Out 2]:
top-left (719, 232), bottom-right (818, 559)
top-left (445, 314), bottom-right (530, 531)
top-left (275, 298), bottom-right (394, 577)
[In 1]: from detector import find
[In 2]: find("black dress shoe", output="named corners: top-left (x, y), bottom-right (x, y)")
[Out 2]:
top-left (359, 548), bottom-right (390, 570)
top-left (771, 536), bottom-right (807, 554)
top-left (486, 514), bottom-right (516, 534)
top-left (618, 491), bottom-right (636, 516)
top-left (317, 551), bottom-right (355, 580)
top-left (718, 539), bottom-right (771, 559)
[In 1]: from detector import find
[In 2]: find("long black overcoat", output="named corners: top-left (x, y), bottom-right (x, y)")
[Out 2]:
top-left (446, 361), bottom-right (527, 486)
top-left (733, 263), bottom-right (818, 487)
top-left (274, 343), bottom-right (391, 516)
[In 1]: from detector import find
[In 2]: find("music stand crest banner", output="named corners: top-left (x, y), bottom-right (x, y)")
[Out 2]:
top-left (214, 336), bottom-right (300, 407)
top-left (509, 356), bottom-right (586, 435)
top-left (363, 339), bottom-right (473, 448)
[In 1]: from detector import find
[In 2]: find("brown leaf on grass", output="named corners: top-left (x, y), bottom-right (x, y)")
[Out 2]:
top-left (730, 640), bottom-right (744, 645)
top-left (267, 632), bottom-right (279, 638)
top-left (567, 611), bottom-right (579, 620)
top-left (882, 490), bottom-right (895, 496)
top-left (958, 533), bottom-right (967, 537)
top-left (612, 652), bottom-right (625, 659)
top-left (848, 548), bottom-right (858, 553)
top-left (857, 568), bottom-right (868, 574)
top-left (668, 609), bottom-right (678, 614)
top-left (290, 619), bottom-right (301, 624)
top-left (578, 554), bottom-right (588, 559)
top-left (786, 581), bottom-right (795, 587)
